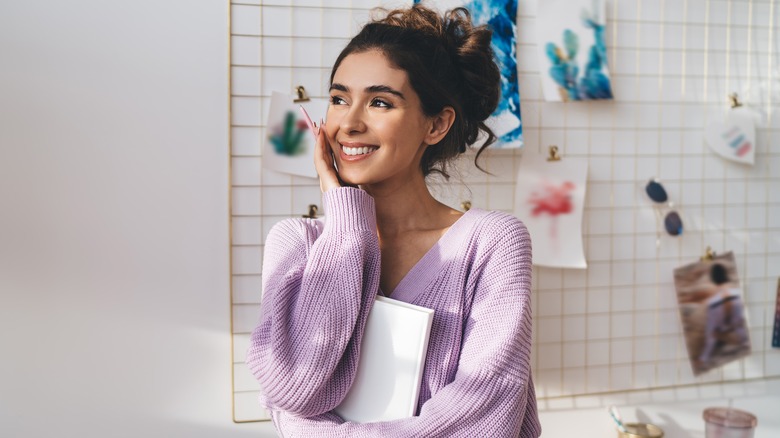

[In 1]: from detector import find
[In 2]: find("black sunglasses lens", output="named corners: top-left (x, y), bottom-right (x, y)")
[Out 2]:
top-left (664, 211), bottom-right (683, 236)
top-left (645, 181), bottom-right (668, 203)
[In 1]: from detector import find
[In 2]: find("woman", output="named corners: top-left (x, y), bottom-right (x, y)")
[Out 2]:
top-left (697, 263), bottom-right (749, 367)
top-left (247, 5), bottom-right (541, 437)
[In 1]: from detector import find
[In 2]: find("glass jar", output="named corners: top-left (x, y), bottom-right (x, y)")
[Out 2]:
top-left (703, 407), bottom-right (757, 438)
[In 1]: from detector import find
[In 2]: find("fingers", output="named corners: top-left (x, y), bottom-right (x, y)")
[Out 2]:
top-left (312, 120), bottom-right (328, 171)
top-left (313, 119), bottom-right (341, 193)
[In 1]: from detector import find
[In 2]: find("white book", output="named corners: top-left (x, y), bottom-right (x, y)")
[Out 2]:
top-left (334, 296), bottom-right (435, 423)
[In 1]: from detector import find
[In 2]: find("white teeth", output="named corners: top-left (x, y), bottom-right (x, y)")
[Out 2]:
top-left (343, 146), bottom-right (376, 156)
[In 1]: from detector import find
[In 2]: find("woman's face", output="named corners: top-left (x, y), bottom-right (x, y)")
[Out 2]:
top-left (325, 50), bottom-right (433, 188)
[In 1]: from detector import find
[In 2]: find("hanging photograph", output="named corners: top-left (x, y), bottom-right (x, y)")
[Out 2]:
top-left (536, 0), bottom-right (613, 101)
top-left (773, 278), bottom-right (780, 348)
top-left (415, 0), bottom-right (523, 148)
top-left (673, 252), bottom-right (752, 376)
top-left (514, 147), bottom-right (588, 268)
top-left (262, 92), bottom-right (329, 178)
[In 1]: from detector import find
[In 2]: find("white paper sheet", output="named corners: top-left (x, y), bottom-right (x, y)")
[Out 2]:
top-left (262, 92), bottom-right (328, 178)
top-left (514, 147), bottom-right (588, 268)
top-left (536, 0), bottom-right (614, 102)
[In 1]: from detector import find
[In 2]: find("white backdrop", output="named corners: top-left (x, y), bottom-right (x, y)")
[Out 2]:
top-left (0, 0), bottom-right (274, 436)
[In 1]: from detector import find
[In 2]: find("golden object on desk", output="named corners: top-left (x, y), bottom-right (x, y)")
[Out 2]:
top-left (616, 422), bottom-right (664, 438)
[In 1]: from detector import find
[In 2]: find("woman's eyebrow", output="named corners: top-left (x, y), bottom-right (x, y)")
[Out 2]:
top-left (329, 83), bottom-right (349, 92)
top-left (366, 85), bottom-right (405, 100)
top-left (329, 83), bottom-right (406, 100)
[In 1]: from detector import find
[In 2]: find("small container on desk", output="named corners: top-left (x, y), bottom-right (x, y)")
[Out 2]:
top-left (703, 407), bottom-right (757, 438)
top-left (617, 423), bottom-right (664, 437)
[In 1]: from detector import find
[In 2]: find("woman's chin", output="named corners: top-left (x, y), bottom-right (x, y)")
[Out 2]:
top-left (337, 172), bottom-right (364, 187)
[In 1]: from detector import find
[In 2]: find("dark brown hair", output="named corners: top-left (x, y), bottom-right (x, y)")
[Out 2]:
top-left (710, 263), bottom-right (729, 285)
top-left (329, 5), bottom-right (501, 178)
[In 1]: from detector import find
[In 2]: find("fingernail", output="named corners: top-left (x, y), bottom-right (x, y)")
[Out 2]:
top-left (299, 105), bottom-right (317, 136)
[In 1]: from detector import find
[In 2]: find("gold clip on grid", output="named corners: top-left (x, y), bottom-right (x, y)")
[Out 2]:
top-left (294, 85), bottom-right (310, 103)
top-left (302, 204), bottom-right (319, 218)
top-left (547, 145), bottom-right (562, 162)
top-left (701, 246), bottom-right (716, 261)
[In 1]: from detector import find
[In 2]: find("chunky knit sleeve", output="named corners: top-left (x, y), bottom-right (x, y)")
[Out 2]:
top-left (245, 187), bottom-right (381, 417)
top-left (269, 213), bottom-right (541, 437)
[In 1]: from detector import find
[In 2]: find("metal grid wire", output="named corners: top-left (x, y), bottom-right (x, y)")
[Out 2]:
top-left (229, 0), bottom-right (780, 422)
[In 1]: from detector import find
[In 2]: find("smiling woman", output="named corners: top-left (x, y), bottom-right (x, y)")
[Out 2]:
top-left (325, 50), bottom-right (439, 189)
top-left (246, 4), bottom-right (541, 437)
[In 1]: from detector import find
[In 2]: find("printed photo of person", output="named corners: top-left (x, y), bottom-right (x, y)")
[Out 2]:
top-left (673, 252), bottom-right (751, 376)
top-left (773, 278), bottom-right (780, 348)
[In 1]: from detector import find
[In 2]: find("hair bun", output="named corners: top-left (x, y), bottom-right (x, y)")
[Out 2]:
top-left (443, 8), bottom-right (500, 122)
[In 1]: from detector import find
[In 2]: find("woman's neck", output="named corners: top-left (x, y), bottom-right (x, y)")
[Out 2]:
top-left (363, 176), bottom-right (455, 237)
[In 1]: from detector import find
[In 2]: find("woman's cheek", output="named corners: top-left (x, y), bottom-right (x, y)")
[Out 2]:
top-left (325, 106), bottom-right (339, 132)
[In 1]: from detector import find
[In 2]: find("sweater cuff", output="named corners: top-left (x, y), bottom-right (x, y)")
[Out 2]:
top-left (322, 187), bottom-right (376, 233)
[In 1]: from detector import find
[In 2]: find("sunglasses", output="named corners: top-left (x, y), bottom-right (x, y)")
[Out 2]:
top-left (645, 179), bottom-right (684, 236)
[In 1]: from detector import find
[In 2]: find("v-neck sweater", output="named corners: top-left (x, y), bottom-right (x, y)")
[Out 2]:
top-left (247, 187), bottom-right (541, 437)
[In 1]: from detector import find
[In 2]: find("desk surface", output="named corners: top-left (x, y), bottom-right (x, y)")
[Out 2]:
top-left (246, 379), bottom-right (780, 437)
top-left (538, 380), bottom-right (780, 437)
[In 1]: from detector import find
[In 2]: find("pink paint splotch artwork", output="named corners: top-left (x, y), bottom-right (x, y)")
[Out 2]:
top-left (528, 180), bottom-right (577, 254)
top-left (515, 149), bottom-right (587, 268)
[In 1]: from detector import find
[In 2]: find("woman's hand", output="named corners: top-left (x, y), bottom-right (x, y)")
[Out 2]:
top-left (312, 120), bottom-right (342, 193)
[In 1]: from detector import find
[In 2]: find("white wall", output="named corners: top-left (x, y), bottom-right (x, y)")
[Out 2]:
top-left (0, 1), bottom-right (273, 436)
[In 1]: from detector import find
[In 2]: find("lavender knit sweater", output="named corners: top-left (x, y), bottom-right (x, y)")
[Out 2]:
top-left (247, 187), bottom-right (541, 437)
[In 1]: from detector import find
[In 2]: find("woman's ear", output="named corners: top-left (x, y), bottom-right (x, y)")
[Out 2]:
top-left (424, 106), bottom-right (456, 145)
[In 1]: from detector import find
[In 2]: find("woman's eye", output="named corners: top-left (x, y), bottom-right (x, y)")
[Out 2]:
top-left (371, 98), bottom-right (392, 108)
top-left (330, 96), bottom-right (346, 105)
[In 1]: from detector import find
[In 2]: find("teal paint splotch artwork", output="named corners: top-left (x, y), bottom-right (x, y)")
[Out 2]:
top-left (415, 0), bottom-right (522, 148)
top-left (269, 111), bottom-right (308, 157)
top-left (537, 0), bottom-right (614, 102)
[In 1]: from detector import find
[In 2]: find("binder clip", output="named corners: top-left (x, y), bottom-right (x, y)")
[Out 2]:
top-left (728, 92), bottom-right (742, 108)
top-left (547, 145), bottom-right (562, 162)
top-left (701, 246), bottom-right (716, 261)
top-left (293, 85), bottom-right (310, 103)
top-left (302, 204), bottom-right (319, 218)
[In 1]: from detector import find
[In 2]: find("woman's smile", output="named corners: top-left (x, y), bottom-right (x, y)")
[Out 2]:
top-left (339, 141), bottom-right (379, 160)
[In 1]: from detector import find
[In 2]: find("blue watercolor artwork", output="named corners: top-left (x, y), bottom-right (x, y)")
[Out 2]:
top-left (537, 0), bottom-right (614, 101)
top-left (415, 0), bottom-right (522, 148)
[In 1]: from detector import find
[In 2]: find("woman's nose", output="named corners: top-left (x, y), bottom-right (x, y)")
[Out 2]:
top-left (339, 106), bottom-right (367, 134)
